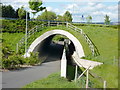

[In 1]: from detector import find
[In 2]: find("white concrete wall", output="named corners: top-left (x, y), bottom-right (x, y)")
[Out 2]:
top-left (61, 48), bottom-right (67, 78)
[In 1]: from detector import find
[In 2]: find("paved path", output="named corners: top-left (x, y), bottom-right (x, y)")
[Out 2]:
top-left (2, 60), bottom-right (60, 88)
top-left (2, 43), bottom-right (63, 88)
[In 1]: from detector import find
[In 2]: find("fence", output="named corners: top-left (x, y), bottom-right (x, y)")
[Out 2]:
top-left (17, 21), bottom-right (99, 56)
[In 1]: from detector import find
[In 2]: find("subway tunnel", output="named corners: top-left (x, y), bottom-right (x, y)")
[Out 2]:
top-left (32, 34), bottom-right (76, 63)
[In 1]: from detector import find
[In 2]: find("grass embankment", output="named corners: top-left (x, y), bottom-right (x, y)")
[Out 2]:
top-left (23, 72), bottom-right (82, 88)
top-left (2, 33), bottom-right (24, 51)
top-left (23, 25), bottom-right (118, 88)
top-left (2, 24), bottom-right (118, 88)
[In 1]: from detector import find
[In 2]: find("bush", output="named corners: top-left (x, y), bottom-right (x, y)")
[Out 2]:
top-left (2, 19), bottom-right (44, 33)
top-left (2, 54), bottom-right (24, 69)
top-left (24, 52), bottom-right (41, 65)
top-left (2, 52), bottom-right (41, 69)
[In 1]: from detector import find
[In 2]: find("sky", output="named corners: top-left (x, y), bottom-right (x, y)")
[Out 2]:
top-left (1, 0), bottom-right (119, 22)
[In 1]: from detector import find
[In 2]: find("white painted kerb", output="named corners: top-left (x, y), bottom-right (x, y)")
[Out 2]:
top-left (25, 30), bottom-right (85, 58)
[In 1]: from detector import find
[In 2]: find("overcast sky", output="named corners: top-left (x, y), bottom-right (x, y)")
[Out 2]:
top-left (1, 0), bottom-right (119, 22)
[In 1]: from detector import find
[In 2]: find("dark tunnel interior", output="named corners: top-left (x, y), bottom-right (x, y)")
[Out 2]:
top-left (32, 34), bottom-right (79, 80)
top-left (33, 34), bottom-right (76, 63)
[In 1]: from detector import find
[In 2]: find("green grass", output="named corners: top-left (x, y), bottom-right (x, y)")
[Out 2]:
top-left (25, 25), bottom-right (91, 56)
top-left (2, 24), bottom-right (118, 88)
top-left (76, 25), bottom-right (118, 88)
top-left (23, 72), bottom-right (82, 88)
top-left (2, 33), bottom-right (24, 51)
top-left (77, 25), bottom-right (118, 64)
top-left (27, 25), bottom-right (118, 88)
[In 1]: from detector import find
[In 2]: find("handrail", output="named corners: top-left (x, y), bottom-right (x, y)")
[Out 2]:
top-left (17, 24), bottom-right (45, 52)
top-left (17, 21), bottom-right (99, 56)
top-left (67, 22), bottom-right (99, 56)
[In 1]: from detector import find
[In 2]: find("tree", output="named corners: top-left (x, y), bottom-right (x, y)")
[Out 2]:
top-left (18, 6), bottom-right (26, 19)
top-left (104, 14), bottom-right (111, 25)
top-left (37, 9), bottom-right (57, 21)
top-left (63, 11), bottom-right (72, 22)
top-left (18, 6), bottom-right (30, 19)
top-left (15, 8), bottom-right (19, 18)
top-left (56, 15), bottom-right (64, 21)
top-left (2, 5), bottom-right (16, 18)
top-left (86, 15), bottom-right (92, 24)
top-left (29, 0), bottom-right (46, 18)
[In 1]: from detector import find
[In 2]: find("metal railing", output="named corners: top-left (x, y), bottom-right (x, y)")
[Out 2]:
top-left (16, 24), bottom-right (44, 52)
top-left (66, 22), bottom-right (99, 56)
top-left (17, 21), bottom-right (99, 56)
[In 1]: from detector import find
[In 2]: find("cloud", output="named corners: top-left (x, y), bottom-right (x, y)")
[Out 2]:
top-left (66, 3), bottom-right (79, 10)
top-left (1, 0), bottom-right (118, 22)
top-left (46, 6), bottom-right (52, 11)
top-left (107, 5), bottom-right (118, 11)
top-left (88, 2), bottom-right (99, 6)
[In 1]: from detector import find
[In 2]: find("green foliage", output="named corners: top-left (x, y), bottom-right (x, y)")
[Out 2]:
top-left (104, 14), bottom-right (111, 25)
top-left (37, 9), bottom-right (57, 21)
top-left (2, 52), bottom-right (40, 69)
top-left (18, 6), bottom-right (30, 19)
top-left (56, 15), bottom-right (64, 21)
top-left (2, 33), bottom-right (24, 51)
top-left (23, 72), bottom-right (80, 88)
top-left (2, 5), bottom-right (16, 18)
top-left (72, 23), bottom-right (118, 29)
top-left (2, 19), bottom-right (42, 33)
top-left (63, 11), bottom-right (72, 22)
top-left (2, 23), bottom-right (118, 88)
top-left (52, 35), bottom-right (68, 41)
top-left (86, 15), bottom-right (92, 24)
top-left (24, 52), bottom-right (40, 65)
top-left (29, 0), bottom-right (46, 17)
top-left (2, 43), bottom-right (14, 58)
top-left (56, 11), bottom-right (72, 22)
top-left (2, 54), bottom-right (24, 69)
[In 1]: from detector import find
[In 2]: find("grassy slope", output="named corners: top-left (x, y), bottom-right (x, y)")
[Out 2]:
top-left (2, 33), bottom-right (24, 51)
top-left (27, 25), bottom-right (118, 88)
top-left (23, 72), bottom-right (81, 88)
top-left (76, 25), bottom-right (118, 88)
top-left (2, 25), bottom-right (118, 88)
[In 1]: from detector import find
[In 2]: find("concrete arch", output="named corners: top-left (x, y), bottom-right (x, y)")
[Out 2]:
top-left (25, 30), bottom-right (85, 59)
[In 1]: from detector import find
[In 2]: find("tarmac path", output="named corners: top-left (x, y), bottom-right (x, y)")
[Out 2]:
top-left (2, 43), bottom-right (63, 88)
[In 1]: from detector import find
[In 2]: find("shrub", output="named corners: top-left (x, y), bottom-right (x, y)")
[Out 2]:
top-left (2, 19), bottom-right (44, 33)
top-left (24, 52), bottom-right (40, 65)
top-left (2, 54), bottom-right (24, 69)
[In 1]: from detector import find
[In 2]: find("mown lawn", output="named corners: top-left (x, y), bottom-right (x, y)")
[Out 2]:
top-left (2, 33), bottom-right (24, 51)
top-left (23, 72), bottom-right (81, 88)
top-left (2, 24), bottom-right (118, 88)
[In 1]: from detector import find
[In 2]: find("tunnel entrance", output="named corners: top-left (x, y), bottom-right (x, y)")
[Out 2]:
top-left (32, 34), bottom-right (78, 80)
top-left (33, 34), bottom-right (76, 63)
top-left (26, 30), bottom-right (85, 80)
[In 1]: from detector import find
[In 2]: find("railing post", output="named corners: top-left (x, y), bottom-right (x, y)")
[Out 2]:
top-left (57, 22), bottom-right (59, 26)
top-left (36, 26), bottom-right (38, 32)
top-left (66, 22), bottom-right (68, 28)
top-left (86, 69), bottom-right (89, 88)
top-left (81, 29), bottom-right (83, 34)
top-left (91, 45), bottom-right (95, 56)
top-left (74, 65), bottom-right (78, 82)
top-left (48, 21), bottom-right (50, 26)
top-left (74, 27), bottom-right (77, 31)
top-left (103, 80), bottom-right (107, 90)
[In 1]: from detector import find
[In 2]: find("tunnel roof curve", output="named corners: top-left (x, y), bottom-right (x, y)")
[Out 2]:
top-left (25, 30), bottom-right (85, 58)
